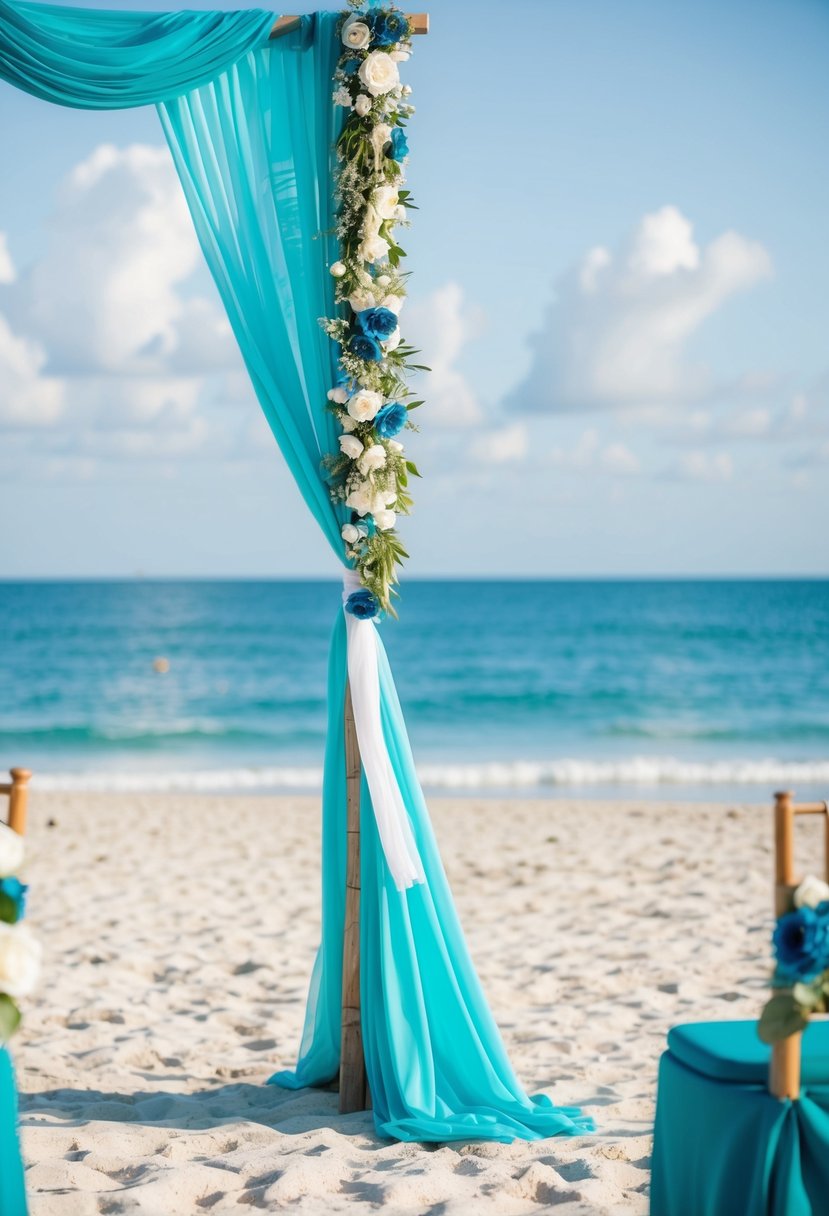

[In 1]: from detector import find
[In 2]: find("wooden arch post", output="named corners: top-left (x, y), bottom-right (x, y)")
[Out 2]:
top-left (1, 768), bottom-right (31, 836)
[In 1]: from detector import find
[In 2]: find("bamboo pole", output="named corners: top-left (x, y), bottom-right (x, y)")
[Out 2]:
top-left (770, 790), bottom-right (802, 1101)
top-left (0, 769), bottom-right (32, 837)
top-left (271, 13), bottom-right (429, 38)
top-left (340, 682), bottom-right (367, 1113)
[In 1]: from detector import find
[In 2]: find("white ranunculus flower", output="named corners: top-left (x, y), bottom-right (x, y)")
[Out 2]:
top-left (333, 87), bottom-right (352, 108)
top-left (358, 234), bottom-right (390, 264)
top-left (794, 875), bottom-right (829, 909)
top-left (359, 51), bottom-right (400, 97)
top-left (342, 15), bottom-right (371, 49)
top-left (354, 94), bottom-right (372, 117)
top-left (374, 508), bottom-right (396, 531)
top-left (327, 386), bottom-right (348, 404)
top-left (383, 327), bottom-right (401, 352)
top-left (329, 261), bottom-right (346, 278)
top-left (0, 923), bottom-right (41, 999)
top-left (392, 205), bottom-right (407, 222)
top-left (348, 289), bottom-right (377, 313)
top-left (339, 434), bottom-right (364, 460)
top-left (341, 523), bottom-right (360, 544)
top-left (347, 390), bottom-right (383, 423)
top-left (382, 294), bottom-right (403, 315)
top-left (358, 444), bottom-right (387, 475)
top-left (0, 824), bottom-right (24, 878)
top-left (340, 413), bottom-right (357, 433)
top-left (345, 484), bottom-right (375, 516)
top-left (372, 185), bottom-right (399, 220)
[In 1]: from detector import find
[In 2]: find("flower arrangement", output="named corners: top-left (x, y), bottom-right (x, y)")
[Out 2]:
top-left (0, 822), bottom-right (40, 1042)
top-left (323, 0), bottom-right (425, 617)
top-left (759, 874), bottom-right (829, 1044)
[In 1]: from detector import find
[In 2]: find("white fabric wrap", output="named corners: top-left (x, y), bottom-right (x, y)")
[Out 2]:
top-left (342, 570), bottom-right (425, 890)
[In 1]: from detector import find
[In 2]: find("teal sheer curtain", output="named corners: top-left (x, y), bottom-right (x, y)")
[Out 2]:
top-left (0, 1050), bottom-right (26, 1216)
top-left (0, 0), bottom-right (591, 1143)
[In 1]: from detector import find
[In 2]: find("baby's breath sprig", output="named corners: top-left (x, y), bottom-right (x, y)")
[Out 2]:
top-left (322, 3), bottom-right (423, 617)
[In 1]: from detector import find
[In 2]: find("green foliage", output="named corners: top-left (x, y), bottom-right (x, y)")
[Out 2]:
top-left (0, 994), bottom-right (21, 1043)
top-left (0, 891), bottom-right (20, 925)
top-left (758, 992), bottom-right (810, 1044)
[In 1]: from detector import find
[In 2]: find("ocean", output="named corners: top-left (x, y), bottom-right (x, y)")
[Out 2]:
top-left (1, 579), bottom-right (827, 800)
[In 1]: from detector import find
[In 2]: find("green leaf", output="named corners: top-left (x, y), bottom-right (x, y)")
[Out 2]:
top-left (405, 460), bottom-right (422, 478)
top-left (758, 993), bottom-right (809, 1044)
top-left (0, 892), bottom-right (19, 925)
top-left (0, 994), bottom-right (21, 1042)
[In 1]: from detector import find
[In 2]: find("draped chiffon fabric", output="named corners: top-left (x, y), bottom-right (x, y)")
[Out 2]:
top-left (0, 1), bottom-right (591, 1142)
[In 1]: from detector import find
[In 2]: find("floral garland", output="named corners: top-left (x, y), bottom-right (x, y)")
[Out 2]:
top-left (322, 1), bottom-right (423, 618)
top-left (759, 873), bottom-right (829, 1044)
top-left (0, 823), bottom-right (40, 1042)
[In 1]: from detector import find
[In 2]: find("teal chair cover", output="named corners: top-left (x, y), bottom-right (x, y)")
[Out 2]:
top-left (651, 1021), bottom-right (829, 1216)
top-left (0, 1049), bottom-right (27, 1216)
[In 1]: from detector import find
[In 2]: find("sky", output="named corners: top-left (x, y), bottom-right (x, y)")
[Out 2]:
top-left (1, 0), bottom-right (828, 578)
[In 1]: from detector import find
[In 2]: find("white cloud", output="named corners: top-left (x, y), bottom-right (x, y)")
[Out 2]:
top-left (506, 205), bottom-right (772, 415)
top-left (0, 234), bottom-right (15, 285)
top-left (406, 282), bottom-right (484, 428)
top-left (469, 422), bottom-right (527, 465)
top-left (549, 427), bottom-right (641, 477)
top-left (0, 314), bottom-right (64, 427)
top-left (673, 450), bottom-right (734, 482)
top-left (600, 442), bottom-right (641, 476)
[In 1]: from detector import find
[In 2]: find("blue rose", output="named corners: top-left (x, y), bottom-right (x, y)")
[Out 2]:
top-left (773, 906), bottom-right (829, 980)
top-left (371, 11), bottom-right (408, 46)
top-left (357, 307), bottom-right (398, 341)
top-left (342, 57), bottom-right (361, 75)
top-left (349, 332), bottom-right (383, 363)
top-left (0, 876), bottom-right (27, 924)
top-left (389, 127), bottom-right (409, 161)
top-left (354, 513), bottom-right (377, 538)
top-left (374, 401), bottom-right (407, 439)
top-left (345, 589), bottom-right (380, 619)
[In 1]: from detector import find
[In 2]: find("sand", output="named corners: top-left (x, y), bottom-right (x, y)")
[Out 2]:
top-left (12, 790), bottom-right (782, 1215)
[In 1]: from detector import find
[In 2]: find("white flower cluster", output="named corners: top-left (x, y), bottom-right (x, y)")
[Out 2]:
top-left (322, 4), bottom-right (421, 613)
top-left (0, 823), bottom-right (41, 1034)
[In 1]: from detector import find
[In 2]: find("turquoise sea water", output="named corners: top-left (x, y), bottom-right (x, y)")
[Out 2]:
top-left (0, 579), bottom-right (827, 799)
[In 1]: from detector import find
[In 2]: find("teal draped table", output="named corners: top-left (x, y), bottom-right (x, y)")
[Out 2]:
top-left (0, 1049), bottom-right (27, 1216)
top-left (651, 1022), bottom-right (829, 1216)
top-left (0, 1), bottom-right (592, 1144)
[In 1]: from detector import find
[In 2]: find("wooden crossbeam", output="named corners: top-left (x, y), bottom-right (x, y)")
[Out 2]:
top-left (271, 13), bottom-right (429, 38)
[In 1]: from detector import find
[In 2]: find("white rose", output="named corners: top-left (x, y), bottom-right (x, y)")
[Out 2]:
top-left (342, 15), bottom-right (371, 49)
top-left (794, 875), bottom-right (829, 909)
top-left (354, 94), bottom-right (372, 117)
top-left (0, 824), bottom-right (24, 878)
top-left (341, 523), bottom-right (360, 544)
top-left (359, 51), bottom-right (400, 97)
top-left (361, 205), bottom-right (382, 239)
top-left (347, 390), bottom-right (383, 423)
top-left (329, 261), bottom-right (346, 278)
top-left (358, 234), bottom-right (390, 265)
top-left (327, 386), bottom-right (348, 404)
top-left (390, 49), bottom-right (411, 63)
top-left (375, 275), bottom-right (391, 288)
top-left (339, 434), bottom-right (364, 460)
top-left (358, 444), bottom-right (387, 475)
top-left (383, 328), bottom-right (401, 351)
top-left (333, 87), bottom-right (352, 108)
top-left (388, 439), bottom-right (404, 453)
top-left (340, 414), bottom-right (357, 433)
top-left (374, 508), bottom-right (396, 531)
top-left (345, 484), bottom-right (375, 516)
top-left (381, 487), bottom-right (398, 506)
top-left (373, 186), bottom-right (399, 220)
top-left (348, 289), bottom-right (377, 312)
top-left (0, 923), bottom-right (41, 999)
top-left (382, 294), bottom-right (403, 315)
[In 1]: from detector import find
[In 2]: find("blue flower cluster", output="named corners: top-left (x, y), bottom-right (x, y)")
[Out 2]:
top-left (371, 10), bottom-right (409, 46)
top-left (357, 306), bottom-right (398, 340)
top-left (345, 588), bottom-right (381, 619)
top-left (375, 401), bottom-right (407, 438)
top-left (389, 127), bottom-right (409, 161)
top-left (773, 903), bottom-right (829, 981)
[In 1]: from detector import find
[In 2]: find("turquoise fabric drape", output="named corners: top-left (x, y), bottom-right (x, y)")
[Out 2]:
top-left (0, 1050), bottom-right (27, 1215)
top-left (0, 1), bottom-right (591, 1143)
top-left (0, 0), bottom-right (274, 108)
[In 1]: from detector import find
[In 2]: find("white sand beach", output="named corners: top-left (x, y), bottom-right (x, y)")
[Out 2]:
top-left (13, 791), bottom-right (783, 1215)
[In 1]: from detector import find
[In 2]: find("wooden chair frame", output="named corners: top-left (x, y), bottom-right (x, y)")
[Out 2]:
top-left (770, 790), bottom-right (829, 1100)
top-left (0, 768), bottom-right (31, 837)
